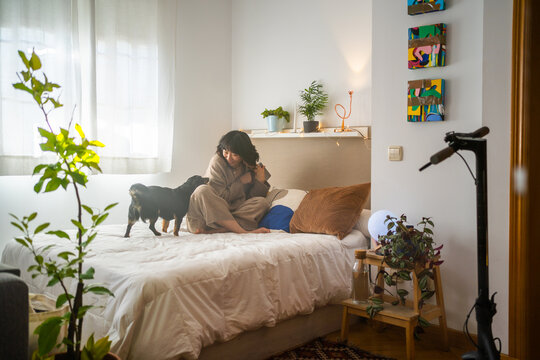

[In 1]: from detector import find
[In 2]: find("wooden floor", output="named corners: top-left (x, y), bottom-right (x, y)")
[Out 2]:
top-left (325, 319), bottom-right (475, 360)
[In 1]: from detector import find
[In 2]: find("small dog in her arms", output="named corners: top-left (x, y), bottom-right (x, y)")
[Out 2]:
top-left (124, 175), bottom-right (209, 237)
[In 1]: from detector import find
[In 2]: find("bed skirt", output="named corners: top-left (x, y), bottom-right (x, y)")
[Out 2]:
top-left (199, 304), bottom-right (353, 360)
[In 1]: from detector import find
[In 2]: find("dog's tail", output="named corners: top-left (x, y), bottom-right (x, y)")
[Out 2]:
top-left (128, 183), bottom-right (149, 222)
top-left (128, 203), bottom-right (140, 221)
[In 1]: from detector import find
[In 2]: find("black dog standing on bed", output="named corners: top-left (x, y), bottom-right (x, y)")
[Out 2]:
top-left (124, 175), bottom-right (209, 237)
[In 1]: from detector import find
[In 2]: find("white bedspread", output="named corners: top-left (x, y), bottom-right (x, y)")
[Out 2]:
top-left (1, 222), bottom-right (367, 360)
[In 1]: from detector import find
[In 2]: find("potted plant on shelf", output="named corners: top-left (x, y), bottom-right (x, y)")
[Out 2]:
top-left (261, 106), bottom-right (290, 132)
top-left (10, 49), bottom-right (118, 360)
top-left (366, 214), bottom-right (443, 336)
top-left (298, 80), bottom-right (328, 133)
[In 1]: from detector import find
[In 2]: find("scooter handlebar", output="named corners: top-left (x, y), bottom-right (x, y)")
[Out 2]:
top-left (420, 126), bottom-right (490, 171)
top-left (430, 146), bottom-right (455, 165)
top-left (445, 126), bottom-right (490, 142)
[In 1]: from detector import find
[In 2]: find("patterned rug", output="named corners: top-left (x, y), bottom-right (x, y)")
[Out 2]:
top-left (268, 338), bottom-right (395, 360)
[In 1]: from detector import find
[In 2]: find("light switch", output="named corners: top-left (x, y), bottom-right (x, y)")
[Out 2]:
top-left (388, 146), bottom-right (403, 161)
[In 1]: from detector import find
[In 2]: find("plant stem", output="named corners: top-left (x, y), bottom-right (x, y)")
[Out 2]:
top-left (68, 162), bottom-right (83, 360)
top-left (39, 104), bottom-right (54, 133)
top-left (75, 181), bottom-right (83, 360)
top-left (39, 107), bottom-right (79, 359)
top-left (57, 278), bottom-right (74, 315)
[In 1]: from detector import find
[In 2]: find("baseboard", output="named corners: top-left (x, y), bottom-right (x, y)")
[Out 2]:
top-left (425, 325), bottom-right (514, 359)
top-left (424, 324), bottom-right (476, 350)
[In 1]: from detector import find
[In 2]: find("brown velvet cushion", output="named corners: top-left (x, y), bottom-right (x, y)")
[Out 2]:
top-left (289, 183), bottom-right (371, 240)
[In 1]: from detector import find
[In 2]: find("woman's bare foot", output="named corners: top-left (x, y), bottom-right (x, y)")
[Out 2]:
top-left (249, 227), bottom-right (270, 233)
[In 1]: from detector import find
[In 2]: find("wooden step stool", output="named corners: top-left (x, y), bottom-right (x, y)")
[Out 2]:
top-left (340, 251), bottom-right (449, 360)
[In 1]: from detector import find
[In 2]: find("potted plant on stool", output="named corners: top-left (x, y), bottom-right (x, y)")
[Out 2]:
top-left (261, 106), bottom-right (290, 132)
top-left (367, 214), bottom-right (443, 336)
top-left (298, 80), bottom-right (329, 133)
top-left (10, 49), bottom-right (118, 360)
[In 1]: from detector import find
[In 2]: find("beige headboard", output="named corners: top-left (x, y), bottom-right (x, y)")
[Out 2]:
top-left (252, 137), bottom-right (371, 208)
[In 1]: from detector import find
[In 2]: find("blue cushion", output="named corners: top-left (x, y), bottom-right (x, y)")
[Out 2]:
top-left (259, 205), bottom-right (294, 232)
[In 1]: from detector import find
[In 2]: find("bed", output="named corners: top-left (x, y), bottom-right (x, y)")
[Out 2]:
top-left (1, 187), bottom-right (371, 360)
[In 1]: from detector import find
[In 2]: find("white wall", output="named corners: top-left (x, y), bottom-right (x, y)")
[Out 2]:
top-left (230, 0), bottom-right (373, 197)
top-left (372, 0), bottom-right (511, 352)
top-left (231, 0), bottom-right (372, 130)
top-left (0, 0), bottom-right (232, 254)
top-left (482, 0), bottom-right (512, 349)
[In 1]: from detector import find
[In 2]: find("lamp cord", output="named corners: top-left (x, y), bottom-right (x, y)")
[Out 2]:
top-left (456, 151), bottom-right (478, 185)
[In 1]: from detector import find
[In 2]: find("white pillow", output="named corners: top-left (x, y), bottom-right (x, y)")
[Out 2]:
top-left (340, 229), bottom-right (370, 250)
top-left (354, 209), bottom-right (371, 239)
top-left (266, 188), bottom-right (307, 211)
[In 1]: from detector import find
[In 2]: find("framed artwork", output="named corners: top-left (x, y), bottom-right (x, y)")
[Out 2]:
top-left (408, 0), bottom-right (445, 16)
top-left (408, 79), bottom-right (445, 122)
top-left (408, 23), bottom-right (446, 69)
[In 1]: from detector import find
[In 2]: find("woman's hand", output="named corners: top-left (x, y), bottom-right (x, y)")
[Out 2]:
top-left (253, 164), bottom-right (266, 183)
top-left (239, 171), bottom-right (252, 184)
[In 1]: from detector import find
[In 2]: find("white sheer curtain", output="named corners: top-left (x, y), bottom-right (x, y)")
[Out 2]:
top-left (0, 1), bottom-right (79, 172)
top-left (0, 0), bottom-right (176, 175)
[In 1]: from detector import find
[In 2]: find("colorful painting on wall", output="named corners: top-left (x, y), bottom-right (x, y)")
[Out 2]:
top-left (408, 79), bottom-right (445, 122)
top-left (408, 23), bottom-right (446, 69)
top-left (408, 0), bottom-right (445, 16)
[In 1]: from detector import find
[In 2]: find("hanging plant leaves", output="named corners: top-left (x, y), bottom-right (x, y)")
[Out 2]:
top-left (363, 213), bottom-right (443, 333)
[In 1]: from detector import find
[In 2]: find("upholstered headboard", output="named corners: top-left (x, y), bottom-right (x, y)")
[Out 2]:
top-left (252, 137), bottom-right (371, 206)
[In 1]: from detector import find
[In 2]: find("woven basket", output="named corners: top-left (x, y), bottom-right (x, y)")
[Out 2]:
top-left (29, 293), bottom-right (69, 356)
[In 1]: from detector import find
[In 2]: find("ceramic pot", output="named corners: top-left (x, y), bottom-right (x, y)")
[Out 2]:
top-left (303, 120), bottom-right (319, 133)
top-left (266, 115), bottom-right (284, 132)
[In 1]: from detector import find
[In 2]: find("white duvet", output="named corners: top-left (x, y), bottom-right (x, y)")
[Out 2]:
top-left (1, 222), bottom-right (368, 360)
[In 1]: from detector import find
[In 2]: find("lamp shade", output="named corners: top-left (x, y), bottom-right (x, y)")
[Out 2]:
top-left (368, 210), bottom-right (397, 243)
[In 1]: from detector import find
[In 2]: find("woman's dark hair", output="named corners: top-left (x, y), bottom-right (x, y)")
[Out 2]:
top-left (216, 130), bottom-right (259, 167)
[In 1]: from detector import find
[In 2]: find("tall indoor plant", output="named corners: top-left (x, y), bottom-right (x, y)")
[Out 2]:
top-left (298, 80), bottom-right (328, 133)
top-left (9, 50), bottom-right (117, 360)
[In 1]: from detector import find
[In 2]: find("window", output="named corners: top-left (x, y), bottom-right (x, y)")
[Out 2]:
top-left (0, 0), bottom-right (176, 175)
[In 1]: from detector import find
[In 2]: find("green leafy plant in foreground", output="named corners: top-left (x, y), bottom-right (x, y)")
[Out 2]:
top-left (10, 49), bottom-right (117, 360)
top-left (366, 214), bottom-right (443, 337)
top-left (260, 106), bottom-right (290, 122)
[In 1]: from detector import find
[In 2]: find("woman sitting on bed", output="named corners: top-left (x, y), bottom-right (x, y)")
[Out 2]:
top-left (186, 130), bottom-right (272, 234)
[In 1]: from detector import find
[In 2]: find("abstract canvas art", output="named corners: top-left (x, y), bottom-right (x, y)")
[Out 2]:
top-left (408, 79), bottom-right (445, 122)
top-left (408, 0), bottom-right (445, 15)
top-left (408, 23), bottom-right (446, 69)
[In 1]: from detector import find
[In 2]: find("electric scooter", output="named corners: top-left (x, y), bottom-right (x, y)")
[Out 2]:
top-left (419, 126), bottom-right (500, 360)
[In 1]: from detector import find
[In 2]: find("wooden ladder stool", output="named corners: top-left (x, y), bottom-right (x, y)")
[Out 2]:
top-left (340, 251), bottom-right (449, 360)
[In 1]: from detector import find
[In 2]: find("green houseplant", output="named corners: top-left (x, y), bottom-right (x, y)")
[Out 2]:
top-left (9, 50), bottom-right (118, 360)
top-left (298, 80), bottom-right (328, 133)
top-left (366, 214), bottom-right (443, 334)
top-left (261, 106), bottom-right (290, 132)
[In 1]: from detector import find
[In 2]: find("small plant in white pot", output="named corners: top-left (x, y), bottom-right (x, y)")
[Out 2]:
top-left (261, 106), bottom-right (290, 132)
top-left (298, 80), bottom-right (328, 133)
top-left (10, 49), bottom-right (118, 360)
